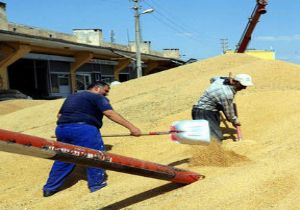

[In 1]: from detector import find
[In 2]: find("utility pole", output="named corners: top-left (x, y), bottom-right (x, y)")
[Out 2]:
top-left (220, 38), bottom-right (228, 54)
top-left (132, 0), bottom-right (154, 78)
top-left (133, 0), bottom-right (142, 78)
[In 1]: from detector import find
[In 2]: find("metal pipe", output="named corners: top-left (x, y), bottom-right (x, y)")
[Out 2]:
top-left (0, 128), bottom-right (204, 184)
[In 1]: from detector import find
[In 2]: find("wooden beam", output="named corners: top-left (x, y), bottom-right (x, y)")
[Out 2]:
top-left (113, 59), bottom-right (131, 80)
top-left (70, 51), bottom-right (93, 93)
top-left (0, 68), bottom-right (8, 90)
top-left (0, 43), bottom-right (31, 90)
top-left (144, 61), bottom-right (160, 75)
top-left (0, 44), bottom-right (31, 68)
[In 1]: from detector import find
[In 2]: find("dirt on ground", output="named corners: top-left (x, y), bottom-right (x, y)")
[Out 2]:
top-left (1, 53), bottom-right (300, 210)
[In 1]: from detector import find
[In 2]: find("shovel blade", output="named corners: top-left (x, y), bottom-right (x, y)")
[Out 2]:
top-left (170, 120), bottom-right (210, 145)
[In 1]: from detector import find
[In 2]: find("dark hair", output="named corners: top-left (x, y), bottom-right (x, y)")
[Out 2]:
top-left (87, 81), bottom-right (110, 90)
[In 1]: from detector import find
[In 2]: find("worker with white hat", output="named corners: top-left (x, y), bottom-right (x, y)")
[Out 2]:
top-left (192, 74), bottom-right (253, 141)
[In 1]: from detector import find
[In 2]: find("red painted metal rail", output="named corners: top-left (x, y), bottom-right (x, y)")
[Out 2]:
top-left (0, 129), bottom-right (204, 184)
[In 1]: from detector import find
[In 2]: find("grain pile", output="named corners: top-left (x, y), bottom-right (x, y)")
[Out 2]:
top-left (1, 53), bottom-right (300, 210)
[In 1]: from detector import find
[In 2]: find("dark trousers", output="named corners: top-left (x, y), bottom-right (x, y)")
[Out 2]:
top-left (192, 106), bottom-right (223, 140)
top-left (43, 124), bottom-right (106, 193)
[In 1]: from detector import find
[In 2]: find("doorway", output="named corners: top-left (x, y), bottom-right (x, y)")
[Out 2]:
top-left (8, 59), bottom-right (49, 99)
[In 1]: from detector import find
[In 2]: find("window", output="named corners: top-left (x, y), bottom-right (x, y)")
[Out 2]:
top-left (76, 74), bottom-right (91, 91)
top-left (101, 75), bottom-right (114, 83)
top-left (50, 73), bottom-right (70, 94)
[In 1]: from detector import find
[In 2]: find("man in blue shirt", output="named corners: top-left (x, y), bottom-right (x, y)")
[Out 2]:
top-left (192, 74), bottom-right (253, 141)
top-left (43, 81), bottom-right (141, 197)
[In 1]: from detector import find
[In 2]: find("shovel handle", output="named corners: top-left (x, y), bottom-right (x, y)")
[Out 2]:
top-left (233, 103), bottom-right (242, 141)
top-left (235, 126), bottom-right (242, 140)
top-left (103, 130), bottom-right (182, 137)
top-left (51, 130), bottom-right (182, 138)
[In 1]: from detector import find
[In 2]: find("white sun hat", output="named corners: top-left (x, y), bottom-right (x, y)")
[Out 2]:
top-left (234, 74), bottom-right (254, 86)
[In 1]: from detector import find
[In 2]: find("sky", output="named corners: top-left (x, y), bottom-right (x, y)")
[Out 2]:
top-left (2, 0), bottom-right (300, 64)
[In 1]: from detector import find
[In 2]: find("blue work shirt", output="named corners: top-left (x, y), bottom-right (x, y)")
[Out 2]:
top-left (57, 91), bottom-right (113, 129)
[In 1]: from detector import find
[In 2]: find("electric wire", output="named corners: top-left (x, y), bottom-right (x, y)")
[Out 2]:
top-left (145, 1), bottom-right (203, 36)
top-left (143, 0), bottom-right (205, 43)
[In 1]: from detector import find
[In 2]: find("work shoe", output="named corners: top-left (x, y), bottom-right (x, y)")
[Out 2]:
top-left (43, 190), bottom-right (57, 197)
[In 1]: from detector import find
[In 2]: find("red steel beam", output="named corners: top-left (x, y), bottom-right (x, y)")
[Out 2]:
top-left (0, 129), bottom-right (204, 184)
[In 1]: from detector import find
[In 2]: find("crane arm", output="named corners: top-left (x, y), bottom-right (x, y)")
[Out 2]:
top-left (235, 0), bottom-right (268, 53)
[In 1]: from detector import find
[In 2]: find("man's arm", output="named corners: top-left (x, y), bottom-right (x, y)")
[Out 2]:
top-left (221, 99), bottom-right (241, 126)
top-left (103, 110), bottom-right (141, 136)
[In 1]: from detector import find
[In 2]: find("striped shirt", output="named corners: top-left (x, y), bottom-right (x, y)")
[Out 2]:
top-left (194, 77), bottom-right (238, 123)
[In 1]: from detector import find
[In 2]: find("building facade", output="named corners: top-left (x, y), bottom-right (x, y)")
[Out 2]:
top-left (0, 2), bottom-right (183, 99)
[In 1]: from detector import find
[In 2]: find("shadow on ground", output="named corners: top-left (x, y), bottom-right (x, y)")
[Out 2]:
top-left (101, 183), bottom-right (185, 210)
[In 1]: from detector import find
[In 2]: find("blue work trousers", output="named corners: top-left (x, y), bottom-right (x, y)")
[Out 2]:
top-left (43, 124), bottom-right (106, 193)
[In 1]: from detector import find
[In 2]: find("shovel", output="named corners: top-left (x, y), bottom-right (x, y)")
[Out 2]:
top-left (233, 103), bottom-right (242, 140)
top-left (220, 113), bottom-right (237, 140)
top-left (220, 108), bottom-right (242, 141)
top-left (51, 120), bottom-right (211, 145)
top-left (102, 120), bottom-right (210, 145)
top-left (101, 120), bottom-right (211, 145)
top-left (228, 72), bottom-right (242, 141)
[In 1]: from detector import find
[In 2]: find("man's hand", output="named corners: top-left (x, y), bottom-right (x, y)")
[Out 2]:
top-left (232, 118), bottom-right (241, 127)
top-left (129, 127), bottom-right (142, 137)
top-left (233, 122), bottom-right (241, 127)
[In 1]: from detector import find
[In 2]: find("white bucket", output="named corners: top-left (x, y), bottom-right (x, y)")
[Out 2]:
top-left (170, 120), bottom-right (210, 145)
